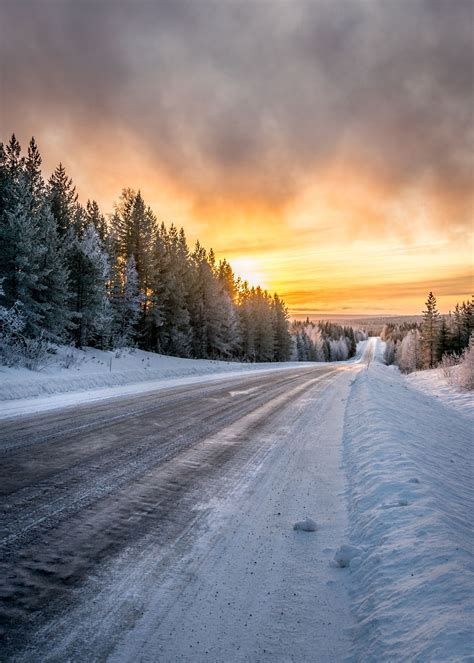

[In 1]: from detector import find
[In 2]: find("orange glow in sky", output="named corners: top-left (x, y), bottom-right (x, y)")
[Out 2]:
top-left (3, 1), bottom-right (472, 317)
top-left (8, 129), bottom-right (468, 317)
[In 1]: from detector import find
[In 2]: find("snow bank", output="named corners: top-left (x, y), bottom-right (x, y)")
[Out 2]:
top-left (0, 345), bottom-right (313, 402)
top-left (343, 343), bottom-right (473, 661)
top-left (0, 345), bottom-right (320, 419)
top-left (407, 366), bottom-right (473, 421)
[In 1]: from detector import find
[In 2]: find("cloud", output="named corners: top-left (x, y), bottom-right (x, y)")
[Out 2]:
top-left (1, 0), bottom-right (472, 233)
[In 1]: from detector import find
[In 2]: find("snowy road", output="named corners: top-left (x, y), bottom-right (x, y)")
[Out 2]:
top-left (0, 347), bottom-right (373, 662)
top-left (2, 338), bottom-right (471, 661)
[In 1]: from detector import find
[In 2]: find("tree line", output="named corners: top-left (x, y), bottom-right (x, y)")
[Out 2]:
top-left (0, 135), bottom-right (296, 365)
top-left (291, 319), bottom-right (366, 361)
top-left (382, 292), bottom-right (473, 373)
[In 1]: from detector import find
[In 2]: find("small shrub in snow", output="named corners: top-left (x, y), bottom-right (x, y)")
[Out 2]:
top-left (0, 301), bottom-right (26, 366)
top-left (456, 337), bottom-right (474, 391)
top-left (61, 350), bottom-right (78, 369)
top-left (439, 352), bottom-right (460, 381)
top-left (0, 300), bottom-right (52, 370)
top-left (21, 334), bottom-right (51, 371)
top-left (293, 517), bottom-right (317, 532)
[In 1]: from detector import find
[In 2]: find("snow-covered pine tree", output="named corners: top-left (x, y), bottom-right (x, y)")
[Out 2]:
top-left (110, 254), bottom-right (141, 347)
top-left (384, 339), bottom-right (396, 365)
top-left (24, 139), bottom-right (72, 342)
top-left (189, 243), bottom-right (227, 358)
top-left (35, 199), bottom-right (72, 342)
top-left (460, 300), bottom-right (474, 349)
top-left (217, 259), bottom-right (241, 357)
top-left (0, 135), bottom-right (24, 218)
top-left (110, 188), bottom-right (135, 258)
top-left (85, 199), bottom-right (108, 243)
top-left (329, 337), bottom-right (349, 361)
top-left (237, 282), bottom-right (256, 361)
top-left (272, 294), bottom-right (292, 361)
top-left (110, 190), bottom-right (156, 342)
top-left (48, 163), bottom-right (78, 238)
top-left (130, 195), bottom-right (156, 316)
top-left (398, 329), bottom-right (421, 373)
top-left (152, 224), bottom-right (192, 356)
top-left (436, 317), bottom-right (451, 362)
top-left (253, 288), bottom-right (274, 361)
top-left (69, 223), bottom-right (111, 347)
top-left (421, 291), bottom-right (440, 368)
top-left (0, 164), bottom-right (44, 337)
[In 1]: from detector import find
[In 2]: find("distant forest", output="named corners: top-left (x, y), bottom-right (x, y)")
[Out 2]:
top-left (0, 135), bottom-right (361, 367)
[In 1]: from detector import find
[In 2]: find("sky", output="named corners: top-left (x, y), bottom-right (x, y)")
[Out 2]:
top-left (1, 0), bottom-right (472, 316)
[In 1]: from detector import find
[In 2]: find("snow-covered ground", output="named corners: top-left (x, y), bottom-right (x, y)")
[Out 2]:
top-left (343, 338), bottom-right (473, 661)
top-left (407, 365), bottom-right (473, 420)
top-left (0, 342), bottom-right (371, 420)
top-left (0, 345), bottom-right (305, 401)
top-left (0, 346), bottom-right (316, 419)
top-left (2, 338), bottom-right (472, 661)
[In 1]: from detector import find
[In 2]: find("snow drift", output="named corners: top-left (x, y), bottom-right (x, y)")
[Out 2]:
top-left (343, 343), bottom-right (473, 661)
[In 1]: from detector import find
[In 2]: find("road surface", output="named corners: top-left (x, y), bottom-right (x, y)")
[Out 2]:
top-left (0, 343), bottom-right (374, 661)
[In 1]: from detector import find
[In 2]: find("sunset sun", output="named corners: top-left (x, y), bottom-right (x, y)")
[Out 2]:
top-left (229, 256), bottom-right (269, 290)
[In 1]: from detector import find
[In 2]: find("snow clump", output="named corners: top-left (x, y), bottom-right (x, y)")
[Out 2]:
top-left (334, 544), bottom-right (362, 568)
top-left (293, 517), bottom-right (317, 532)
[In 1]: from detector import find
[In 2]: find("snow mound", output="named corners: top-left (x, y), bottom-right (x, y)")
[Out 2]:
top-left (344, 345), bottom-right (474, 661)
top-left (293, 517), bottom-right (317, 532)
top-left (334, 544), bottom-right (362, 568)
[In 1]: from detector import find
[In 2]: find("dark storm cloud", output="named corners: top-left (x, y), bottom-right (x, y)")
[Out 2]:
top-left (1, 0), bottom-right (472, 221)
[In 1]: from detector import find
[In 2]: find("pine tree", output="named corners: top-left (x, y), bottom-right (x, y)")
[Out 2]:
top-left (110, 190), bottom-right (156, 342)
top-left (85, 199), bottom-right (108, 243)
top-left (110, 254), bottom-right (141, 347)
top-left (0, 174), bottom-right (44, 336)
top-left (0, 135), bottom-right (24, 219)
top-left (237, 282), bottom-right (256, 361)
top-left (398, 329), bottom-right (421, 373)
top-left (35, 202), bottom-right (72, 342)
top-left (272, 294), bottom-right (292, 361)
top-left (0, 135), bottom-right (293, 362)
top-left (253, 288), bottom-right (274, 361)
top-left (25, 139), bottom-right (72, 342)
top-left (48, 163), bottom-right (78, 238)
top-left (421, 291), bottom-right (440, 368)
top-left (110, 188), bottom-right (135, 257)
top-left (69, 224), bottom-right (111, 347)
top-left (152, 224), bottom-right (192, 356)
top-left (437, 317), bottom-right (451, 362)
top-left (24, 138), bottom-right (45, 204)
top-left (190, 244), bottom-right (224, 358)
top-left (460, 300), bottom-right (474, 349)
